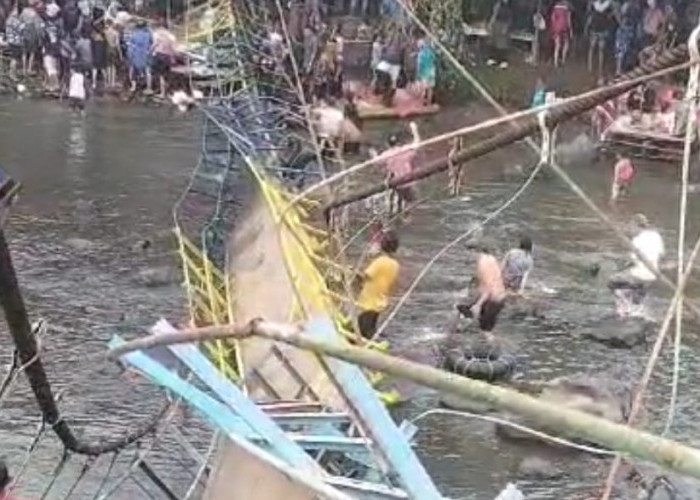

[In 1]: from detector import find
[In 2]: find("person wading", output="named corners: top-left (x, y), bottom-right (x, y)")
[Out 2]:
top-left (457, 247), bottom-right (508, 341)
top-left (611, 153), bottom-right (635, 201)
top-left (370, 121), bottom-right (421, 218)
top-left (355, 230), bottom-right (400, 339)
top-left (502, 236), bottom-right (534, 294)
top-left (608, 214), bottom-right (665, 318)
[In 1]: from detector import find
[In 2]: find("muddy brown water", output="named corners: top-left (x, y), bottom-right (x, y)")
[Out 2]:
top-left (2, 98), bottom-right (700, 499)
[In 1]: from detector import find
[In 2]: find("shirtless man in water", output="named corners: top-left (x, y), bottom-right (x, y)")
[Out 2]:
top-left (457, 248), bottom-right (508, 340)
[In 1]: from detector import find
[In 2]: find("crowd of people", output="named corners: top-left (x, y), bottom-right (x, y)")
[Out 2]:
top-left (521, 0), bottom-right (683, 74)
top-left (1, 0), bottom-right (181, 102)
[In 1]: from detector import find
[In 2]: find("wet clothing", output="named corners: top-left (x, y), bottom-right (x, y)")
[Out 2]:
top-left (502, 249), bottom-right (533, 292)
top-left (382, 146), bottom-right (416, 182)
top-left (458, 253), bottom-right (507, 331)
top-left (457, 297), bottom-right (505, 331)
top-left (43, 17), bottom-right (63, 58)
top-left (127, 25), bottom-right (152, 72)
top-left (20, 8), bottom-right (44, 55)
top-left (589, 0), bottom-right (614, 35)
top-left (357, 254), bottom-right (399, 313)
top-left (550, 2), bottom-right (572, 37)
top-left (5, 14), bottom-right (24, 60)
top-left (629, 229), bottom-right (664, 281)
top-left (91, 21), bottom-right (108, 70)
top-left (357, 310), bottom-right (380, 338)
top-left (616, 3), bottom-right (637, 69)
top-left (416, 44), bottom-right (436, 88)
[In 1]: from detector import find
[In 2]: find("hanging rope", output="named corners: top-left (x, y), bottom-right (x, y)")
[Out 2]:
top-left (61, 457), bottom-right (96, 500)
top-left (90, 453), bottom-right (120, 500)
top-left (598, 228), bottom-right (700, 500)
top-left (183, 431), bottom-right (218, 500)
top-left (665, 25), bottom-right (700, 437)
top-left (409, 408), bottom-right (615, 456)
top-left (39, 450), bottom-right (71, 500)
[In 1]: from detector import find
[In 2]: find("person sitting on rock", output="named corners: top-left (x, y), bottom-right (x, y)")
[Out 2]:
top-left (457, 246), bottom-right (507, 340)
top-left (608, 214), bottom-right (665, 318)
top-left (502, 236), bottom-right (534, 294)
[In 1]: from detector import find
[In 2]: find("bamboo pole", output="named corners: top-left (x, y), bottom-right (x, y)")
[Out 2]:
top-left (109, 321), bottom-right (700, 479)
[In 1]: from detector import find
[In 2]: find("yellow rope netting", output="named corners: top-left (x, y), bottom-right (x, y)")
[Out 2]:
top-left (174, 226), bottom-right (239, 381)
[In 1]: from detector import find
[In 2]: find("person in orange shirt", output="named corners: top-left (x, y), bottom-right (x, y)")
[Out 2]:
top-left (356, 230), bottom-right (400, 339)
top-left (457, 248), bottom-right (507, 340)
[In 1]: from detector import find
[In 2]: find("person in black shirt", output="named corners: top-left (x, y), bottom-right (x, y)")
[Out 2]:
top-left (586, 0), bottom-right (614, 76)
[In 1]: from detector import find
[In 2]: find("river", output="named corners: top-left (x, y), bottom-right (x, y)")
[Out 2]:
top-left (2, 98), bottom-right (700, 499)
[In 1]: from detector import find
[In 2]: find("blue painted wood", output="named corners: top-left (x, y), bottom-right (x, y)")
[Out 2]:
top-left (305, 316), bottom-right (444, 500)
top-left (109, 336), bottom-right (353, 500)
top-left (152, 320), bottom-right (323, 472)
top-left (108, 336), bottom-right (316, 469)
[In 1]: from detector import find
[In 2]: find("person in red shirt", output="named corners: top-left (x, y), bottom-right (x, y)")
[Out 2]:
top-left (611, 153), bottom-right (635, 201)
top-left (370, 121), bottom-right (421, 216)
top-left (550, 0), bottom-right (573, 67)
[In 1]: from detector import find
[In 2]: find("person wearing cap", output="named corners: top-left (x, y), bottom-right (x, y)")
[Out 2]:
top-left (608, 214), bottom-right (665, 317)
top-left (369, 121), bottom-right (421, 217)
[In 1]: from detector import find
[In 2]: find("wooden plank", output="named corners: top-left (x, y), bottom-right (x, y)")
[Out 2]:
top-left (151, 319), bottom-right (320, 472)
top-left (305, 316), bottom-right (444, 500)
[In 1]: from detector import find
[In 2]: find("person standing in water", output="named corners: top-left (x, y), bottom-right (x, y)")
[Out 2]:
top-left (611, 153), bottom-right (635, 201)
top-left (370, 121), bottom-right (421, 216)
top-left (356, 230), bottom-right (400, 339)
top-left (457, 247), bottom-right (507, 340)
top-left (68, 63), bottom-right (87, 113)
top-left (608, 214), bottom-right (665, 317)
top-left (502, 236), bottom-right (534, 294)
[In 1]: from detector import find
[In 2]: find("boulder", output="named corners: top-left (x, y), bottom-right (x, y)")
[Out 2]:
top-left (136, 266), bottom-right (180, 287)
top-left (579, 316), bottom-right (654, 348)
top-left (496, 374), bottom-right (631, 447)
top-left (65, 238), bottom-right (98, 252)
top-left (517, 455), bottom-right (564, 480)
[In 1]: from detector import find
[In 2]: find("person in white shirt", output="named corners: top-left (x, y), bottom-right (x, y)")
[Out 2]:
top-left (608, 214), bottom-right (665, 317)
top-left (68, 66), bottom-right (86, 113)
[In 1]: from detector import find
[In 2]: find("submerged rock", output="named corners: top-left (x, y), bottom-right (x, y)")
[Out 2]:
top-left (497, 374), bottom-right (631, 447)
top-left (65, 238), bottom-right (98, 252)
top-left (517, 456), bottom-right (564, 479)
top-left (579, 316), bottom-right (654, 348)
top-left (136, 266), bottom-right (180, 287)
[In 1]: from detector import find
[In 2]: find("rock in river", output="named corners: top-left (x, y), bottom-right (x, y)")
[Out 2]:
top-left (579, 316), bottom-right (654, 348)
top-left (497, 374), bottom-right (631, 446)
top-left (517, 455), bottom-right (564, 479)
top-left (65, 238), bottom-right (98, 252)
top-left (136, 266), bottom-right (180, 287)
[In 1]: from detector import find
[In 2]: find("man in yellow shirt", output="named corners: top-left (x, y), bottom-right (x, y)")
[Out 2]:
top-left (356, 230), bottom-right (400, 339)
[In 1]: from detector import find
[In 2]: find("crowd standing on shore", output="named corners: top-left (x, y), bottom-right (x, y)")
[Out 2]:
top-left (1, 0), bottom-right (180, 100)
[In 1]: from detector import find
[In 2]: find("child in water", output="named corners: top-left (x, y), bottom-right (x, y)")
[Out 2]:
top-left (611, 153), bottom-right (635, 201)
top-left (68, 65), bottom-right (86, 114)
